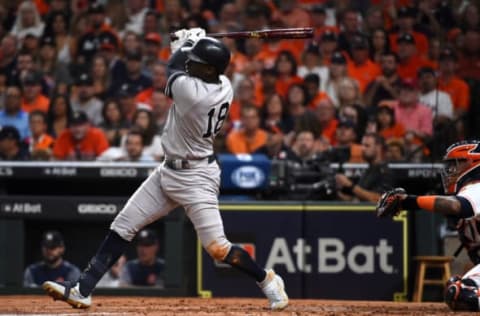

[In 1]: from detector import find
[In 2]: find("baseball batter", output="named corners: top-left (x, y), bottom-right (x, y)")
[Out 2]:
top-left (42, 29), bottom-right (288, 310)
top-left (377, 140), bottom-right (480, 311)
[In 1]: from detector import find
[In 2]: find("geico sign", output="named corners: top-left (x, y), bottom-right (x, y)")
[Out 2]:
top-left (100, 168), bottom-right (138, 177)
top-left (265, 237), bottom-right (394, 274)
top-left (78, 204), bottom-right (117, 215)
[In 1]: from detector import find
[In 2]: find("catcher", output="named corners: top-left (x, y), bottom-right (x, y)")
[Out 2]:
top-left (376, 140), bottom-right (480, 311)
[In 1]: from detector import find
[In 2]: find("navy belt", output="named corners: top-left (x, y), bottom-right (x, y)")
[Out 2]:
top-left (164, 155), bottom-right (216, 170)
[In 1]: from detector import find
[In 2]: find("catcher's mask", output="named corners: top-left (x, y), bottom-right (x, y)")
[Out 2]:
top-left (441, 140), bottom-right (480, 194)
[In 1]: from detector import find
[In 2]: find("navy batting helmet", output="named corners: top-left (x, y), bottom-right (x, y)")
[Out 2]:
top-left (181, 37), bottom-right (231, 74)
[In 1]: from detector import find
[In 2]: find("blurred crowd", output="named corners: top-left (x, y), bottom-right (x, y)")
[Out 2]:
top-left (0, 0), bottom-right (478, 163)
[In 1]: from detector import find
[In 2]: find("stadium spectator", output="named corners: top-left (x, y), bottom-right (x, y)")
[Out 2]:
top-left (314, 98), bottom-right (338, 145)
top-left (364, 7), bottom-right (385, 36)
top-left (0, 35), bottom-right (18, 81)
top-left (338, 104), bottom-right (368, 141)
top-left (23, 230), bottom-right (80, 288)
top-left (76, 3), bottom-right (118, 66)
top-left (70, 72), bottom-right (103, 126)
top-left (229, 77), bottom-right (258, 124)
top-left (297, 44), bottom-right (329, 90)
top-left (226, 105), bottom-right (268, 154)
top-left (44, 11), bottom-right (75, 64)
top-left (38, 35), bottom-right (72, 94)
top-left (418, 67), bottom-right (454, 121)
top-left (273, 50), bottom-right (303, 98)
top-left (120, 229), bottom-right (165, 288)
top-left (369, 28), bottom-right (390, 64)
top-left (385, 138), bottom-right (406, 162)
top-left (122, 0), bottom-right (150, 36)
top-left (318, 30), bottom-right (338, 67)
top-left (437, 47), bottom-right (471, 118)
top-left (90, 55), bottom-right (110, 101)
top-left (10, 1), bottom-right (45, 41)
top-left (364, 51), bottom-right (401, 111)
top-left (10, 50), bottom-right (35, 86)
top-left (142, 33), bottom-right (170, 72)
top-left (291, 129), bottom-right (318, 161)
top-left (335, 132), bottom-right (393, 202)
top-left (389, 6), bottom-right (429, 57)
top-left (304, 73), bottom-right (330, 109)
top-left (337, 9), bottom-right (362, 55)
top-left (21, 71), bottom-right (50, 113)
top-left (98, 127), bottom-right (155, 162)
top-left (286, 83), bottom-right (310, 119)
top-left (142, 10), bottom-right (161, 35)
top-left (457, 29), bottom-right (480, 81)
top-left (309, 5), bottom-right (338, 40)
top-left (324, 51), bottom-right (348, 107)
top-left (333, 118), bottom-right (363, 163)
top-left (375, 103), bottom-right (406, 142)
top-left (46, 93), bottom-right (73, 138)
top-left (99, 100), bottom-right (130, 147)
top-left (261, 93), bottom-right (294, 135)
top-left (347, 34), bottom-right (381, 93)
top-left (120, 108), bottom-right (163, 161)
top-left (150, 90), bottom-right (171, 135)
top-left (0, 125), bottom-right (29, 160)
top-left (0, 85), bottom-right (30, 140)
top-left (396, 33), bottom-right (435, 81)
top-left (336, 77), bottom-right (362, 109)
top-left (108, 51), bottom-right (152, 98)
top-left (53, 111), bottom-right (109, 161)
top-left (26, 110), bottom-right (54, 160)
top-left (136, 62), bottom-right (168, 106)
top-left (97, 255), bottom-right (127, 288)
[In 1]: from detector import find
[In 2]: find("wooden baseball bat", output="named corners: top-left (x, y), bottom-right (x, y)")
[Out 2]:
top-left (170, 27), bottom-right (314, 41)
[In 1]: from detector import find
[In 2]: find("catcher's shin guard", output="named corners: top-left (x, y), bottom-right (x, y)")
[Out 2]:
top-left (445, 277), bottom-right (480, 311)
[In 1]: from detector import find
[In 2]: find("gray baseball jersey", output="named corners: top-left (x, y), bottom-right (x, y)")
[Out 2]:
top-left (110, 70), bottom-right (233, 250)
top-left (162, 73), bottom-right (233, 159)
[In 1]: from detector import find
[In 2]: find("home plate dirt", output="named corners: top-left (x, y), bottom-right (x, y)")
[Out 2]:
top-left (0, 296), bottom-right (469, 315)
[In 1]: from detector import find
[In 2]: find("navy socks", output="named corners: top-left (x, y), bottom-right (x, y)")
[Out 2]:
top-left (223, 245), bottom-right (267, 282)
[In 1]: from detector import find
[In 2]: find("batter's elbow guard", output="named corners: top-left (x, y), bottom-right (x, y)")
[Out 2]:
top-left (445, 277), bottom-right (480, 311)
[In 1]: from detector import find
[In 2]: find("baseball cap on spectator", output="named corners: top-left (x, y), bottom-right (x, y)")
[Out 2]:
top-left (88, 2), bottom-right (105, 14)
top-left (397, 33), bottom-right (415, 45)
top-left (22, 71), bottom-right (42, 86)
top-left (70, 111), bottom-right (89, 125)
top-left (75, 72), bottom-right (93, 86)
top-left (126, 51), bottom-right (143, 61)
top-left (305, 43), bottom-right (320, 55)
top-left (337, 118), bottom-right (356, 129)
top-left (145, 33), bottom-right (161, 44)
top-left (399, 78), bottom-right (418, 90)
top-left (117, 83), bottom-right (137, 98)
top-left (331, 51), bottom-right (347, 64)
top-left (99, 35), bottom-right (118, 51)
top-left (41, 230), bottom-right (64, 249)
top-left (311, 4), bottom-right (326, 15)
top-left (40, 35), bottom-right (55, 47)
top-left (439, 47), bottom-right (458, 61)
top-left (417, 66), bottom-right (436, 78)
top-left (0, 126), bottom-right (20, 142)
top-left (350, 35), bottom-right (369, 50)
top-left (135, 229), bottom-right (157, 246)
top-left (397, 6), bottom-right (416, 18)
top-left (321, 30), bottom-right (337, 42)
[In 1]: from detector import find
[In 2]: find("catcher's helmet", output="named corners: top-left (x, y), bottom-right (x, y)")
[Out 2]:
top-left (181, 37), bottom-right (231, 74)
top-left (441, 140), bottom-right (480, 194)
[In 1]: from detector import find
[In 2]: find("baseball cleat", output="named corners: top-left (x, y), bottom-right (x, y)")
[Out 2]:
top-left (42, 281), bottom-right (91, 309)
top-left (258, 269), bottom-right (289, 310)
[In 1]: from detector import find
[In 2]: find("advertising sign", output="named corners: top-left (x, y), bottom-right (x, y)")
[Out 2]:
top-left (198, 203), bottom-right (408, 301)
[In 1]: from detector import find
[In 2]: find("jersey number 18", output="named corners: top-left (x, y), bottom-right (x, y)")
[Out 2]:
top-left (202, 102), bottom-right (229, 138)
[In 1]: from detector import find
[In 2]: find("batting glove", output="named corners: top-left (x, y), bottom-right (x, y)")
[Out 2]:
top-left (170, 29), bottom-right (189, 53)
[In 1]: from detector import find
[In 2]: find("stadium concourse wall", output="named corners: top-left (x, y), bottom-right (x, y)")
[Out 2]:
top-left (0, 161), bottom-right (446, 300)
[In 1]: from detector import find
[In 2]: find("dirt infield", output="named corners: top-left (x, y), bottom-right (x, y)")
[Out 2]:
top-left (0, 295), bottom-right (468, 315)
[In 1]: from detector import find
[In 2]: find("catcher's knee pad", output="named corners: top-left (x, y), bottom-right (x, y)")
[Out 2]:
top-left (445, 277), bottom-right (480, 311)
top-left (205, 237), bottom-right (232, 261)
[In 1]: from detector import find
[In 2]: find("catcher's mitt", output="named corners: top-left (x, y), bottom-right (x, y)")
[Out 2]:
top-left (376, 187), bottom-right (406, 218)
